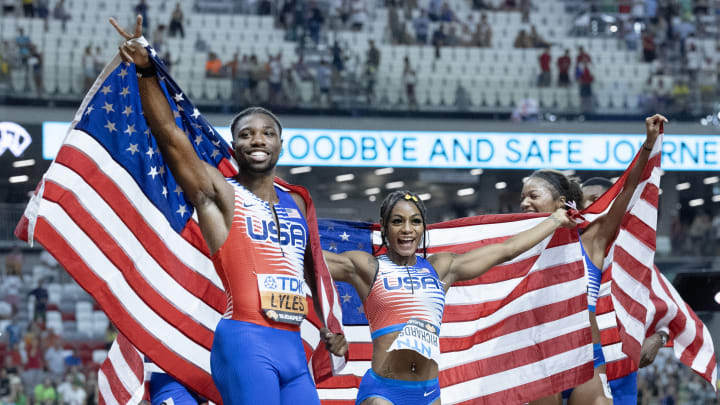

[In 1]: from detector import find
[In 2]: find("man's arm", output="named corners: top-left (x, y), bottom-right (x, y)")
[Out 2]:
top-left (639, 330), bottom-right (669, 368)
top-left (110, 16), bottom-right (232, 251)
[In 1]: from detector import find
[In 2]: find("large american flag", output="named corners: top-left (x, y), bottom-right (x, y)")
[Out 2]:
top-left (14, 39), bottom-right (344, 404)
top-left (584, 140), bottom-right (717, 388)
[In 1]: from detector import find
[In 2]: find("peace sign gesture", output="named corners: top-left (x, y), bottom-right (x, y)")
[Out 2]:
top-left (109, 15), bottom-right (151, 69)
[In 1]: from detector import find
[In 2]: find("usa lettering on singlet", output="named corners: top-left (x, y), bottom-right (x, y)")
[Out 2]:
top-left (211, 180), bottom-right (309, 327)
top-left (364, 255), bottom-right (445, 363)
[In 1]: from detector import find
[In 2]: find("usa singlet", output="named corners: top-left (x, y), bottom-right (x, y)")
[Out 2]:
top-left (211, 180), bottom-right (309, 330)
top-left (209, 181), bottom-right (320, 405)
top-left (364, 255), bottom-right (445, 362)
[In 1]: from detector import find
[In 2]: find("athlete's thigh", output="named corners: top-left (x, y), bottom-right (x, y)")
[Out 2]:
top-left (279, 370), bottom-right (319, 405)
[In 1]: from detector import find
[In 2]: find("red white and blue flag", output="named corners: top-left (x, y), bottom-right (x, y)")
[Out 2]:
top-left (14, 38), bottom-right (344, 404)
top-left (583, 138), bottom-right (717, 388)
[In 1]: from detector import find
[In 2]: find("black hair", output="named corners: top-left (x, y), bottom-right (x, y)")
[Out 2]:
top-left (582, 177), bottom-right (614, 190)
top-left (374, 190), bottom-right (429, 258)
top-left (229, 106), bottom-right (283, 138)
top-left (528, 169), bottom-right (584, 210)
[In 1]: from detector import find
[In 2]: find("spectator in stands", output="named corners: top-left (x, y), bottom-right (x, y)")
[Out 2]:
top-left (65, 377), bottom-right (87, 405)
top-left (64, 348), bottom-right (81, 369)
top-left (81, 45), bottom-right (94, 91)
top-left (307, 2), bottom-right (324, 44)
top-left (557, 49), bottom-right (571, 87)
top-left (0, 40), bottom-right (10, 82)
top-left (257, 0), bottom-right (271, 15)
top-left (473, 13), bottom-right (492, 47)
top-left (388, 6), bottom-right (402, 44)
top-left (363, 61), bottom-right (377, 104)
top-left (576, 45), bottom-right (591, 66)
top-left (413, 9), bottom-right (430, 44)
top-left (428, 0), bottom-right (442, 21)
top-left (267, 52), bottom-right (284, 105)
top-left (247, 54), bottom-right (261, 101)
top-left (454, 80), bottom-right (471, 111)
top-left (93, 46), bottom-right (104, 75)
top-left (439, 2), bottom-right (455, 22)
top-left (14, 29), bottom-right (30, 69)
top-left (4, 246), bottom-right (23, 277)
top-left (35, 0), bottom-right (47, 18)
top-left (0, 368), bottom-right (9, 400)
top-left (27, 43), bottom-right (42, 94)
top-left (520, 0), bottom-right (532, 22)
top-left (152, 24), bottom-right (166, 53)
top-left (513, 29), bottom-right (531, 48)
top-left (52, 0), bottom-right (70, 31)
top-left (402, 56), bottom-right (418, 109)
top-left (6, 375), bottom-right (25, 405)
top-left (2, 0), bottom-right (16, 15)
top-left (85, 370), bottom-right (98, 405)
top-left (642, 30), bottom-right (656, 62)
top-left (28, 279), bottom-right (48, 322)
top-left (194, 35), bottom-right (209, 53)
top-left (366, 39), bottom-right (380, 70)
top-left (472, 0), bottom-right (492, 9)
top-left (23, 336), bottom-right (44, 393)
top-left (104, 324), bottom-right (118, 350)
top-left (349, 1), bottom-right (367, 31)
top-left (578, 62), bottom-right (594, 113)
top-left (167, 3), bottom-right (184, 38)
top-left (315, 59), bottom-right (332, 106)
top-left (529, 25), bottom-right (549, 48)
top-left (432, 23), bottom-right (447, 53)
top-left (2, 354), bottom-right (19, 378)
top-left (537, 46), bottom-right (551, 87)
top-left (205, 52), bottom-right (223, 78)
top-left (57, 373), bottom-right (73, 402)
top-left (134, 0), bottom-right (148, 29)
top-left (34, 376), bottom-right (57, 404)
top-left (44, 339), bottom-right (65, 382)
top-left (502, 0), bottom-right (517, 11)
top-left (22, 0), bottom-right (34, 17)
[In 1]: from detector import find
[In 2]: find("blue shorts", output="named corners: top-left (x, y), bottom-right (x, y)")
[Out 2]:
top-left (608, 372), bottom-right (637, 405)
top-left (210, 319), bottom-right (319, 405)
top-left (149, 373), bottom-right (204, 405)
top-left (562, 343), bottom-right (606, 398)
top-left (355, 369), bottom-right (440, 405)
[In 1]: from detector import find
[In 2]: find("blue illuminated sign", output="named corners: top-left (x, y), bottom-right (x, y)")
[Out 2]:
top-left (42, 122), bottom-right (719, 171)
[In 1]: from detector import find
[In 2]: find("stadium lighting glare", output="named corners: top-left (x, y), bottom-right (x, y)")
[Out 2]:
top-left (495, 182), bottom-right (507, 190)
top-left (9, 175), bottom-right (29, 183)
top-left (335, 173), bottom-right (355, 182)
top-left (676, 182), bottom-right (691, 191)
top-left (369, 195), bottom-right (377, 202)
top-left (610, 177), bottom-right (619, 183)
top-left (609, 25), bottom-right (618, 33)
top-left (330, 193), bottom-right (348, 201)
top-left (562, 170), bottom-right (576, 176)
top-left (688, 198), bottom-right (704, 207)
top-left (374, 167), bottom-right (394, 175)
top-left (364, 187), bottom-right (381, 195)
top-left (658, 188), bottom-right (663, 195)
top-left (703, 176), bottom-right (719, 185)
top-left (712, 195), bottom-right (720, 203)
top-left (715, 291), bottom-right (720, 305)
top-left (290, 166), bottom-right (312, 174)
top-left (418, 193), bottom-right (432, 201)
top-left (386, 181), bottom-right (404, 189)
top-left (470, 169), bottom-right (483, 176)
top-left (457, 188), bottom-right (475, 197)
top-left (12, 159), bottom-right (35, 168)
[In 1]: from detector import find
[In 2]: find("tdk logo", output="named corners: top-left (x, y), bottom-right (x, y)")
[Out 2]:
top-left (383, 276), bottom-right (442, 291)
top-left (246, 217), bottom-right (306, 247)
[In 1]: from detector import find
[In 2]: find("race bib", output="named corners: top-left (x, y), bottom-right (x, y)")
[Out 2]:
top-left (256, 274), bottom-right (308, 325)
top-left (387, 318), bottom-right (441, 362)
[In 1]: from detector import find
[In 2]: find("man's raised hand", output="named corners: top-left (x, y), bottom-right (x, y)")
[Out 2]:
top-left (109, 15), bottom-right (151, 68)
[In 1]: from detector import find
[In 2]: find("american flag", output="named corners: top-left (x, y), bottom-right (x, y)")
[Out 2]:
top-left (14, 38), bottom-right (344, 404)
top-left (584, 138), bottom-right (717, 389)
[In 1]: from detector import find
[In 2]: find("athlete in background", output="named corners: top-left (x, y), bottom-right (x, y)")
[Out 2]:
top-left (524, 114), bottom-right (666, 405)
top-left (582, 177), bottom-right (669, 405)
